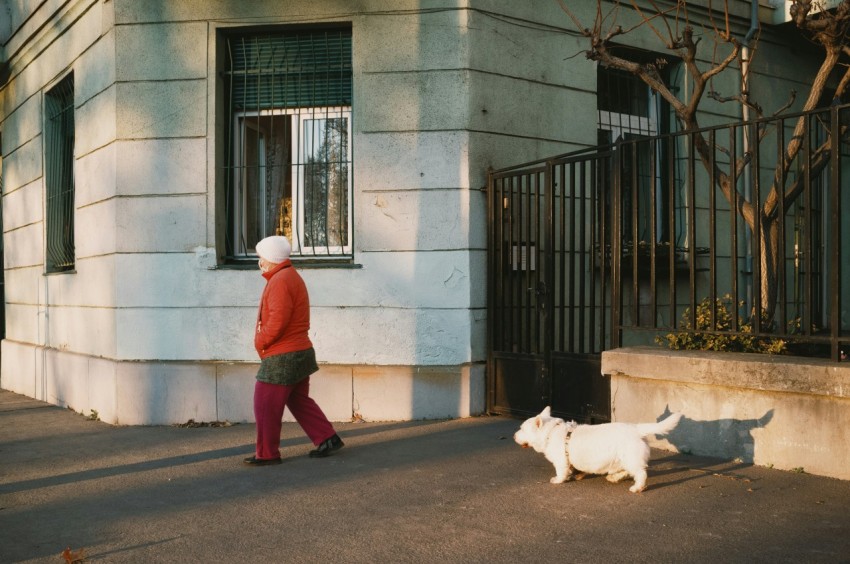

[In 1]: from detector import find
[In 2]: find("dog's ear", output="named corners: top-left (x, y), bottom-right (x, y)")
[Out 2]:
top-left (541, 406), bottom-right (551, 418)
top-left (535, 416), bottom-right (543, 428)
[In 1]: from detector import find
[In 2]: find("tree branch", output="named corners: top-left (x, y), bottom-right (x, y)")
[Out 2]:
top-left (628, 0), bottom-right (677, 48)
top-left (708, 90), bottom-right (764, 118)
top-left (555, 0), bottom-right (587, 33)
top-left (771, 91), bottom-right (797, 117)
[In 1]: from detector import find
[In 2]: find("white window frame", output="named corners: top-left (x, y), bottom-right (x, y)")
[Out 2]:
top-left (232, 118), bottom-right (268, 255)
top-left (292, 108), bottom-right (353, 256)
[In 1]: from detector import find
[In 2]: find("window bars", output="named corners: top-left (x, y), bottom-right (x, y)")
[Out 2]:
top-left (222, 27), bottom-right (353, 261)
top-left (44, 74), bottom-right (75, 273)
top-left (597, 65), bottom-right (674, 247)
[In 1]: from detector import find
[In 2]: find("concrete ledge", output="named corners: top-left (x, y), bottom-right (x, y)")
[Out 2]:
top-left (0, 340), bottom-right (486, 425)
top-left (601, 346), bottom-right (850, 398)
top-left (602, 346), bottom-right (850, 481)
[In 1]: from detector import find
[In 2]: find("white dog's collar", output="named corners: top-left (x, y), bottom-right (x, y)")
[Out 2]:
top-left (563, 423), bottom-right (575, 456)
top-left (544, 419), bottom-right (573, 446)
top-left (542, 420), bottom-right (563, 445)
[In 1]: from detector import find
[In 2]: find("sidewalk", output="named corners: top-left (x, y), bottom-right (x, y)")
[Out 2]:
top-left (1, 388), bottom-right (849, 563)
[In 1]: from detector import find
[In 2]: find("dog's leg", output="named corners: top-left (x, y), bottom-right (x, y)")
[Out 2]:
top-left (549, 450), bottom-right (570, 484)
top-left (629, 469), bottom-right (648, 493)
top-left (550, 462), bottom-right (570, 484)
top-left (605, 470), bottom-right (630, 483)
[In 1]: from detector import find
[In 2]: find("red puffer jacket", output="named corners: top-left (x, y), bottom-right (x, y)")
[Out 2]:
top-left (254, 260), bottom-right (313, 358)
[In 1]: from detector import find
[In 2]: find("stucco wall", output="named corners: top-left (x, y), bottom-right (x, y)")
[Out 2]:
top-left (0, 0), bottom-right (491, 370)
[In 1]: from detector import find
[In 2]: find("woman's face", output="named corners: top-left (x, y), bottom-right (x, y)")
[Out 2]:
top-left (258, 258), bottom-right (274, 273)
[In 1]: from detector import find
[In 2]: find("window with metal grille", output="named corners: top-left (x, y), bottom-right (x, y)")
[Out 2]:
top-left (44, 74), bottom-right (75, 273)
top-left (221, 26), bottom-right (353, 261)
top-left (598, 62), bottom-right (674, 246)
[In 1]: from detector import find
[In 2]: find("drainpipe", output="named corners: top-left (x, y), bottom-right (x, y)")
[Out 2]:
top-left (742, 1), bottom-right (759, 314)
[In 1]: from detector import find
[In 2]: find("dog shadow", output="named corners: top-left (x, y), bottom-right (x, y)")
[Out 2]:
top-left (657, 405), bottom-right (774, 463)
top-left (646, 406), bottom-right (775, 489)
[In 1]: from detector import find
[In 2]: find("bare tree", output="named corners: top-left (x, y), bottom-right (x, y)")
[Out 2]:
top-left (559, 0), bottom-right (850, 324)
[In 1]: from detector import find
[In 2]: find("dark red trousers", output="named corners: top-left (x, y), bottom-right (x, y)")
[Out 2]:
top-left (253, 377), bottom-right (336, 460)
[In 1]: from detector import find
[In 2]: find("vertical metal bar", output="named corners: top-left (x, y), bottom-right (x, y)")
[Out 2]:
top-left (509, 175), bottom-right (523, 352)
top-left (649, 138), bottom-right (657, 328)
top-left (524, 174), bottom-right (532, 352)
top-left (269, 37), bottom-right (278, 244)
top-left (516, 174), bottom-right (523, 351)
top-left (578, 159), bottom-right (587, 352)
top-left (543, 162), bottom-right (555, 404)
top-left (538, 170), bottom-right (546, 355)
top-left (499, 177), bottom-right (507, 351)
top-left (559, 162), bottom-right (567, 353)
top-left (688, 132), bottom-right (697, 323)
top-left (611, 143), bottom-right (623, 349)
top-left (730, 125), bottom-right (739, 332)
top-left (777, 119), bottom-right (787, 334)
top-left (589, 158), bottom-right (598, 353)
top-left (804, 114), bottom-right (813, 337)
top-left (709, 129), bottom-right (717, 331)
top-left (530, 172), bottom-right (548, 352)
top-left (495, 176), bottom-right (504, 353)
top-left (829, 106), bottom-right (842, 361)
top-left (668, 134), bottom-right (676, 328)
top-left (524, 172), bottom-right (540, 354)
top-left (567, 162), bottom-right (576, 352)
top-left (224, 38), bottom-right (234, 257)
top-left (597, 153), bottom-right (609, 352)
top-left (630, 141), bottom-right (639, 326)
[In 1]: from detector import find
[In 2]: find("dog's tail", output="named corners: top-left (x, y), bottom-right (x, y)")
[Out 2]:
top-left (635, 412), bottom-right (682, 438)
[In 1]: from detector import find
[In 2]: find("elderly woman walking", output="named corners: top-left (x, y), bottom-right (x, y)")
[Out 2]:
top-left (243, 235), bottom-right (344, 466)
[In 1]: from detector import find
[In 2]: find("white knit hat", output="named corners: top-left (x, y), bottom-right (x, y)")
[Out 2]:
top-left (255, 236), bottom-right (292, 264)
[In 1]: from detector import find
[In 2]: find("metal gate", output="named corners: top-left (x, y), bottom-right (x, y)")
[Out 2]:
top-left (486, 148), bottom-right (617, 422)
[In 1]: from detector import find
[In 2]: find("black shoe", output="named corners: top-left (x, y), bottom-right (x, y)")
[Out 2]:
top-left (243, 455), bottom-right (282, 466)
top-left (309, 434), bottom-right (344, 458)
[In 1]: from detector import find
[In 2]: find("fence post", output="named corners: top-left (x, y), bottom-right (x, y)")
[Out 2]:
top-left (611, 142), bottom-right (622, 349)
top-left (829, 107), bottom-right (842, 361)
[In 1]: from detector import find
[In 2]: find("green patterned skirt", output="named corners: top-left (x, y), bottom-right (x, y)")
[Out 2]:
top-left (256, 347), bottom-right (319, 386)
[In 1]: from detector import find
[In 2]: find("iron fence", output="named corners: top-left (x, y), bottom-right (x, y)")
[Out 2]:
top-left (611, 104), bottom-right (849, 362)
top-left (489, 104), bottom-right (850, 364)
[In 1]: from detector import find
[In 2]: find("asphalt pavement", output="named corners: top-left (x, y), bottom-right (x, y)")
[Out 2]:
top-left (1, 388), bottom-right (849, 563)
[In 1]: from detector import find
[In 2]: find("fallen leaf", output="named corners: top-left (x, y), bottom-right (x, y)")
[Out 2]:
top-left (61, 546), bottom-right (86, 564)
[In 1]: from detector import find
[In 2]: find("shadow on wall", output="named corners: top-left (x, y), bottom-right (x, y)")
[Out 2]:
top-left (655, 405), bottom-right (775, 463)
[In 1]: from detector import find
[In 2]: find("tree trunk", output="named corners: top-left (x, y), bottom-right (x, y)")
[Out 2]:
top-left (758, 219), bottom-right (781, 327)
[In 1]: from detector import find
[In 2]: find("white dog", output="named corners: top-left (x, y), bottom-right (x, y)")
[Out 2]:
top-left (514, 406), bottom-right (682, 493)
